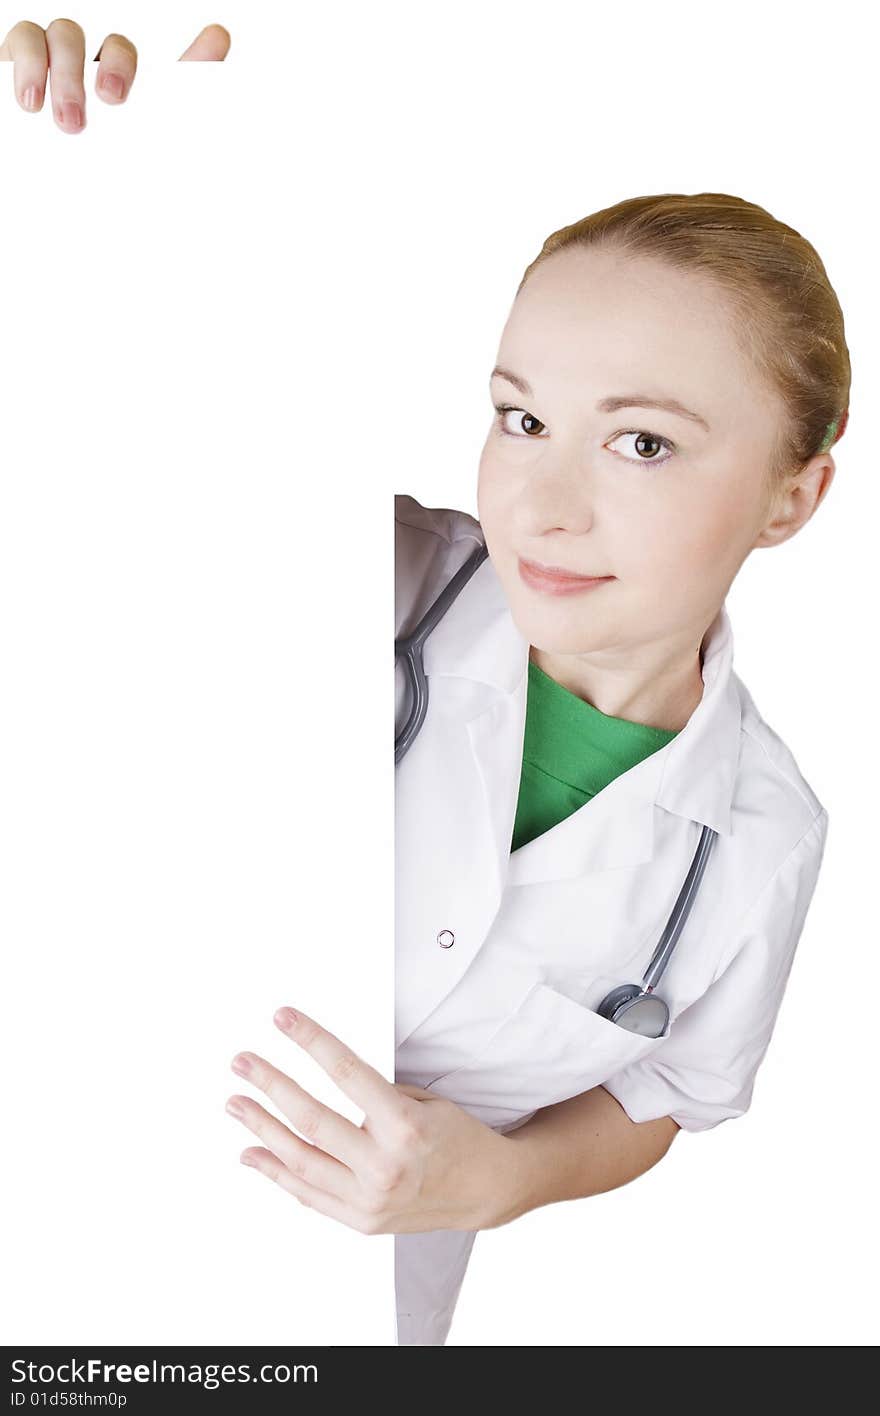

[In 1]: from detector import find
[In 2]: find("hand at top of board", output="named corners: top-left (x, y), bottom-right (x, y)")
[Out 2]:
top-left (0, 18), bottom-right (230, 133)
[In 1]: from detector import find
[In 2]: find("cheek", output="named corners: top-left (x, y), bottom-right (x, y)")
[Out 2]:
top-left (476, 448), bottom-right (514, 534)
top-left (626, 485), bottom-right (749, 579)
top-left (478, 439), bottom-right (558, 526)
top-left (684, 489), bottom-right (755, 573)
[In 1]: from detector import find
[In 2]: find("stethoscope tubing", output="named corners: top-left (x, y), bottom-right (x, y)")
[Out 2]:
top-left (642, 820), bottom-right (717, 992)
top-left (394, 541), bottom-right (489, 765)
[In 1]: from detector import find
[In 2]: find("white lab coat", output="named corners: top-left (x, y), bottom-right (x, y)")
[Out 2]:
top-left (393, 493), bottom-right (829, 1346)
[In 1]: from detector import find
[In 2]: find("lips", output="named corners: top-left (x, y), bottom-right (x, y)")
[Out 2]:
top-left (519, 556), bottom-right (613, 582)
top-left (517, 556), bottom-right (615, 597)
top-left (520, 557), bottom-right (608, 582)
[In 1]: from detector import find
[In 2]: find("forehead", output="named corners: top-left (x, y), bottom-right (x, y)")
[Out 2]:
top-left (500, 246), bottom-right (765, 414)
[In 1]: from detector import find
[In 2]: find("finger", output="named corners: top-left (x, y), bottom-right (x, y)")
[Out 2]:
top-left (225, 1093), bottom-right (359, 1205)
top-left (178, 24), bottom-right (231, 61)
top-left (238, 1147), bottom-right (370, 1232)
top-left (230, 1048), bottom-right (370, 1171)
top-left (274, 1006), bottom-right (406, 1131)
top-left (45, 17), bottom-right (86, 133)
top-left (0, 21), bottom-right (49, 113)
top-left (395, 1082), bottom-right (437, 1102)
top-left (93, 32), bottom-right (137, 104)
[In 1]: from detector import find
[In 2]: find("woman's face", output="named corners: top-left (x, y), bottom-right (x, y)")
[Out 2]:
top-left (478, 245), bottom-right (797, 663)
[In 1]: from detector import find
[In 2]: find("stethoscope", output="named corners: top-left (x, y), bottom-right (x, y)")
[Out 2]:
top-left (395, 540), bottom-right (718, 1040)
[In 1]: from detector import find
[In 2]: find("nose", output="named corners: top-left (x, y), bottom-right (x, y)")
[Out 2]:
top-left (517, 456), bottom-right (596, 537)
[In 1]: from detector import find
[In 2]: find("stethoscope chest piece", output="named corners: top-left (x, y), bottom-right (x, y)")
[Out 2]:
top-left (597, 984), bottom-right (670, 1039)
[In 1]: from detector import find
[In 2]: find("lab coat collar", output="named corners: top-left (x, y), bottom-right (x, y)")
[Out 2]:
top-left (421, 551), bottom-right (742, 862)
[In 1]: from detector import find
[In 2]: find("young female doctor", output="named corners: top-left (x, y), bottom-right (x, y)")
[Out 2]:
top-left (226, 191), bottom-right (849, 1347)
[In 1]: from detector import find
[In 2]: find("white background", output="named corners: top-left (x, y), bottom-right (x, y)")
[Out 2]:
top-left (1, 0), bottom-right (875, 1349)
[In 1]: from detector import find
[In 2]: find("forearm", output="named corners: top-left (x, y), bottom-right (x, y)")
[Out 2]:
top-left (485, 1084), bottom-right (679, 1227)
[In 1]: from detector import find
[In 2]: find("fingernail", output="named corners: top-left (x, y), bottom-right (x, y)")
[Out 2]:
top-left (231, 1053), bottom-right (252, 1076)
top-left (98, 72), bottom-right (125, 101)
top-left (225, 1097), bottom-right (246, 1118)
top-left (59, 100), bottom-right (84, 130)
top-left (275, 1007), bottom-right (298, 1029)
top-left (21, 85), bottom-right (40, 111)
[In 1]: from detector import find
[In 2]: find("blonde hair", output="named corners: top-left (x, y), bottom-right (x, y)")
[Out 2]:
top-left (518, 192), bottom-right (851, 495)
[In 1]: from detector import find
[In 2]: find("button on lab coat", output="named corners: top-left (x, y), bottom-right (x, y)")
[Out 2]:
top-left (394, 494), bottom-right (829, 1345)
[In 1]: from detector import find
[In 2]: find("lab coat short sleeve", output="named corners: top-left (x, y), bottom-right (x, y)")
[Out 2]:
top-left (601, 808), bottom-right (829, 1134)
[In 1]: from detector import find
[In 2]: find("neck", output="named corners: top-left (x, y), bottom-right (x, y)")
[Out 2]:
top-left (528, 629), bottom-right (710, 734)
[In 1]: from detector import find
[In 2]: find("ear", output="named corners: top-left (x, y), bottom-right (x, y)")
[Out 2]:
top-left (752, 453), bottom-right (836, 550)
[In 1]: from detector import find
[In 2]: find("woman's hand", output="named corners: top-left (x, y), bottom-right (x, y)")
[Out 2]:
top-left (0, 19), bottom-right (230, 132)
top-left (226, 1006), bottom-right (525, 1235)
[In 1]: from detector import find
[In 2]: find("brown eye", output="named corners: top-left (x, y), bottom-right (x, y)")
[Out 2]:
top-left (494, 404), bottom-right (548, 437)
top-left (607, 430), bottom-right (675, 464)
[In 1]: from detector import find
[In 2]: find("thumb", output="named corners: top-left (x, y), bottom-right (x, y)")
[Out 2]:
top-left (179, 24), bottom-right (231, 61)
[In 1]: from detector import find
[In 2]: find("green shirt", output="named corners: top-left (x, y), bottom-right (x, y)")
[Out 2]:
top-left (510, 659), bottom-right (680, 853)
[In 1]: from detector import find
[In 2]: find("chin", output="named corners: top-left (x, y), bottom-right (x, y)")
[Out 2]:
top-left (507, 600), bottom-right (607, 654)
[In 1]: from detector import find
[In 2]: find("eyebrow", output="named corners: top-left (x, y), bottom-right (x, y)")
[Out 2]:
top-left (490, 365), bottom-right (711, 432)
